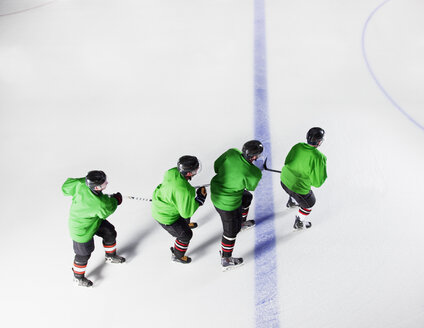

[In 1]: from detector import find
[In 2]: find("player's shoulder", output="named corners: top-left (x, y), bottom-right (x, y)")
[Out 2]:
top-left (227, 148), bottom-right (242, 156)
top-left (64, 177), bottom-right (85, 183)
top-left (291, 142), bottom-right (306, 151)
top-left (251, 164), bottom-right (262, 177)
top-left (313, 148), bottom-right (326, 161)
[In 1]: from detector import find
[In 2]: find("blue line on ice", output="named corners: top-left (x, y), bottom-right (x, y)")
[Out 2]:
top-left (362, 0), bottom-right (424, 132)
top-left (253, 0), bottom-right (280, 327)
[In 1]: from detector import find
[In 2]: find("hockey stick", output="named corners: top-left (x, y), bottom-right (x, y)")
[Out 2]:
top-left (263, 157), bottom-right (281, 173)
top-left (106, 194), bottom-right (152, 202)
top-left (125, 196), bottom-right (152, 202)
top-left (125, 184), bottom-right (210, 202)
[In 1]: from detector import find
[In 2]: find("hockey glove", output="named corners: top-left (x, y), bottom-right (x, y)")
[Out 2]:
top-left (111, 192), bottom-right (123, 205)
top-left (195, 187), bottom-right (207, 206)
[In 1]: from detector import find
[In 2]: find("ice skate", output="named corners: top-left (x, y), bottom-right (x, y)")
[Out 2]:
top-left (286, 197), bottom-right (298, 208)
top-left (170, 247), bottom-right (192, 264)
top-left (293, 216), bottom-right (311, 230)
top-left (241, 219), bottom-right (256, 231)
top-left (72, 269), bottom-right (93, 287)
top-left (105, 253), bottom-right (126, 264)
top-left (73, 275), bottom-right (93, 287)
top-left (221, 256), bottom-right (244, 271)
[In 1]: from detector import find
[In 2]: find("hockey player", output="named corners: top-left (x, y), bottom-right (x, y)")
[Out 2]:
top-left (62, 170), bottom-right (125, 287)
top-left (211, 140), bottom-right (263, 270)
top-left (151, 156), bottom-right (207, 264)
top-left (280, 127), bottom-right (327, 229)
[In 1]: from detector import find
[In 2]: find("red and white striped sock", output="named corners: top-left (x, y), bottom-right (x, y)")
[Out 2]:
top-left (103, 242), bottom-right (117, 255)
top-left (73, 261), bottom-right (87, 278)
top-left (173, 239), bottom-right (189, 258)
top-left (221, 235), bottom-right (236, 258)
top-left (298, 207), bottom-right (311, 221)
top-left (241, 207), bottom-right (250, 222)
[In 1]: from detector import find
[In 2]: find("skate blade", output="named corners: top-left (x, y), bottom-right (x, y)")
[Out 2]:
top-left (293, 226), bottom-right (311, 232)
top-left (73, 280), bottom-right (94, 288)
top-left (171, 258), bottom-right (192, 264)
top-left (221, 262), bottom-right (245, 272)
top-left (105, 258), bottom-right (126, 264)
top-left (240, 225), bottom-right (255, 232)
top-left (286, 204), bottom-right (299, 209)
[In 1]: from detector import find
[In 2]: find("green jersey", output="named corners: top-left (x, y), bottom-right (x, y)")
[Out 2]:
top-left (280, 142), bottom-right (327, 195)
top-left (151, 167), bottom-right (200, 225)
top-left (211, 148), bottom-right (262, 211)
top-left (62, 178), bottom-right (118, 243)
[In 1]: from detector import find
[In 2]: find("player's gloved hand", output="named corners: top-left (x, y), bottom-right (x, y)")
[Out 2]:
top-left (195, 187), bottom-right (207, 206)
top-left (111, 192), bottom-right (123, 205)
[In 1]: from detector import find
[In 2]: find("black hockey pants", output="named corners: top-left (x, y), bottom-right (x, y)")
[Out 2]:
top-left (73, 220), bottom-right (117, 264)
top-left (280, 181), bottom-right (316, 209)
top-left (159, 217), bottom-right (193, 258)
top-left (215, 190), bottom-right (253, 257)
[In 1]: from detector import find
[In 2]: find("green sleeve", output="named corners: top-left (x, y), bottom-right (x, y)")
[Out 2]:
top-left (244, 167), bottom-right (262, 191)
top-left (97, 194), bottom-right (118, 219)
top-left (284, 147), bottom-right (295, 165)
top-left (62, 178), bottom-right (78, 196)
top-left (214, 152), bottom-right (225, 173)
top-left (175, 186), bottom-right (199, 219)
top-left (311, 155), bottom-right (327, 188)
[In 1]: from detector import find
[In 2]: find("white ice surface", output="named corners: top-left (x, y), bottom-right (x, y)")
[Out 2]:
top-left (0, 0), bottom-right (424, 327)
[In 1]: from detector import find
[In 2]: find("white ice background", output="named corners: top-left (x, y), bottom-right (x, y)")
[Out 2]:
top-left (0, 0), bottom-right (424, 327)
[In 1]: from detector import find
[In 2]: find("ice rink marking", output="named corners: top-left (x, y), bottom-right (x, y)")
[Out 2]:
top-left (253, 0), bottom-right (280, 327)
top-left (362, 0), bottom-right (424, 132)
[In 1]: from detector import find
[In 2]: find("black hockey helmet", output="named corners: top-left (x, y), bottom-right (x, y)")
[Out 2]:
top-left (85, 170), bottom-right (107, 190)
top-left (306, 127), bottom-right (325, 146)
top-left (177, 155), bottom-right (200, 177)
top-left (242, 140), bottom-right (264, 161)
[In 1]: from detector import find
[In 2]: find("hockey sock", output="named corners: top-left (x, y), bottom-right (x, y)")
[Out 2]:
top-left (298, 207), bottom-right (311, 221)
top-left (73, 261), bottom-right (88, 278)
top-left (241, 207), bottom-right (250, 223)
top-left (173, 239), bottom-right (189, 258)
top-left (221, 235), bottom-right (236, 258)
top-left (103, 242), bottom-right (117, 256)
